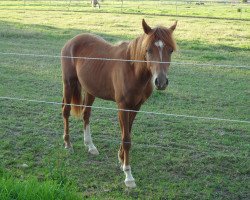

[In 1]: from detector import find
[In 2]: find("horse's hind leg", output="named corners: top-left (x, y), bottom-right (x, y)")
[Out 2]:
top-left (62, 83), bottom-right (73, 150)
top-left (83, 93), bottom-right (99, 155)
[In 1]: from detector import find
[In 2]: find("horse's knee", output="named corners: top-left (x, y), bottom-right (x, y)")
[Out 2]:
top-left (62, 105), bottom-right (71, 118)
top-left (122, 137), bottom-right (131, 151)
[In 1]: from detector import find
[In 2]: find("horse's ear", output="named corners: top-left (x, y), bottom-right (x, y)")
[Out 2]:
top-left (142, 19), bottom-right (152, 34)
top-left (169, 21), bottom-right (177, 32)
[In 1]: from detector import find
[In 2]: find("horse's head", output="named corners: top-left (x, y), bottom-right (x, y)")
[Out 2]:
top-left (142, 19), bottom-right (177, 90)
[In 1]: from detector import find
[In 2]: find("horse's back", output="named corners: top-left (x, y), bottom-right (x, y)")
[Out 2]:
top-left (61, 33), bottom-right (112, 79)
top-left (62, 33), bottom-right (111, 57)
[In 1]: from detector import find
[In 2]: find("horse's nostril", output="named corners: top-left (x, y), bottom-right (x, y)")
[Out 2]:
top-left (155, 78), bottom-right (159, 87)
top-left (166, 78), bottom-right (169, 85)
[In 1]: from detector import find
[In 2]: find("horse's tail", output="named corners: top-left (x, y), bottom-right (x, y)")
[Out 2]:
top-left (69, 78), bottom-right (83, 117)
top-left (61, 43), bottom-right (83, 118)
top-left (62, 77), bottom-right (83, 118)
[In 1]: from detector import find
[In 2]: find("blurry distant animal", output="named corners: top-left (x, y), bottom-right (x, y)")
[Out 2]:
top-left (91, 0), bottom-right (100, 8)
top-left (196, 2), bottom-right (205, 5)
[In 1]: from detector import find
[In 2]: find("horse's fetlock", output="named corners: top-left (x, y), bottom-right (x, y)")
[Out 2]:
top-left (84, 140), bottom-right (91, 146)
top-left (63, 134), bottom-right (70, 140)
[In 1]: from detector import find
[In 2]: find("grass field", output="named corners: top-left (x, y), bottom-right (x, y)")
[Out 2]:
top-left (0, 0), bottom-right (250, 199)
top-left (1, 0), bottom-right (250, 20)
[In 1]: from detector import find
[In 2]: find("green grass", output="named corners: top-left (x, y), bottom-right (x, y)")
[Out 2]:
top-left (0, 1), bottom-right (250, 199)
top-left (0, 168), bottom-right (82, 200)
top-left (1, 0), bottom-right (249, 20)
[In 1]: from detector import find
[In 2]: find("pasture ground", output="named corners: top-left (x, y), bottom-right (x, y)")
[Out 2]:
top-left (0, 1), bottom-right (249, 199)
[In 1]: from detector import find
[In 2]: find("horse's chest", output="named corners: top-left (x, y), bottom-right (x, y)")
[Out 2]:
top-left (124, 83), bottom-right (153, 107)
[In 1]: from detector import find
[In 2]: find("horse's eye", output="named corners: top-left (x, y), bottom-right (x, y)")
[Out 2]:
top-left (169, 49), bottom-right (174, 54)
top-left (146, 48), bottom-right (152, 54)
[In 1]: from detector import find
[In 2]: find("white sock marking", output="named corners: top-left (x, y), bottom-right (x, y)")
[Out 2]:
top-left (123, 165), bottom-right (136, 187)
top-left (84, 125), bottom-right (99, 155)
top-left (123, 165), bottom-right (134, 182)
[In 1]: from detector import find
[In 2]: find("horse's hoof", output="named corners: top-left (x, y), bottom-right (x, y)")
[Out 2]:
top-left (125, 179), bottom-right (136, 188)
top-left (88, 147), bottom-right (99, 155)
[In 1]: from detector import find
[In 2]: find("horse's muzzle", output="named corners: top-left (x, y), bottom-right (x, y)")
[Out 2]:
top-left (154, 77), bottom-right (168, 90)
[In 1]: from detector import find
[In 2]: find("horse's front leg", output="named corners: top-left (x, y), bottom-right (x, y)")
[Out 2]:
top-left (118, 105), bottom-right (136, 188)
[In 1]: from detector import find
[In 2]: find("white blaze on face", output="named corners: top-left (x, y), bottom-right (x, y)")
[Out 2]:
top-left (152, 40), bottom-right (165, 87)
top-left (154, 40), bottom-right (165, 61)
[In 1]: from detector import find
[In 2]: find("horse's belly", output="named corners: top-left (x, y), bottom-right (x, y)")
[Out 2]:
top-left (77, 67), bottom-right (115, 101)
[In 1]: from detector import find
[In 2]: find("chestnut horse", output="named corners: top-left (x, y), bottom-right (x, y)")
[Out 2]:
top-left (61, 19), bottom-right (177, 188)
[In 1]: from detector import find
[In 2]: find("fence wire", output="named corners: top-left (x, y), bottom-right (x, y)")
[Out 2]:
top-left (1, 96), bottom-right (249, 124)
top-left (0, 52), bottom-right (250, 69)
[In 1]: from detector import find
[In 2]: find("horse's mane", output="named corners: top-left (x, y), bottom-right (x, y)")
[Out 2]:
top-left (128, 26), bottom-right (176, 65)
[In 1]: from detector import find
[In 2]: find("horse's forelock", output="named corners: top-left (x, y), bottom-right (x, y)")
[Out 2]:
top-left (143, 27), bottom-right (176, 51)
top-left (129, 26), bottom-right (176, 63)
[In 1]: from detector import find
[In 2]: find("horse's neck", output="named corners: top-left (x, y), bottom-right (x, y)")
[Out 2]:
top-left (127, 37), bottom-right (151, 83)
